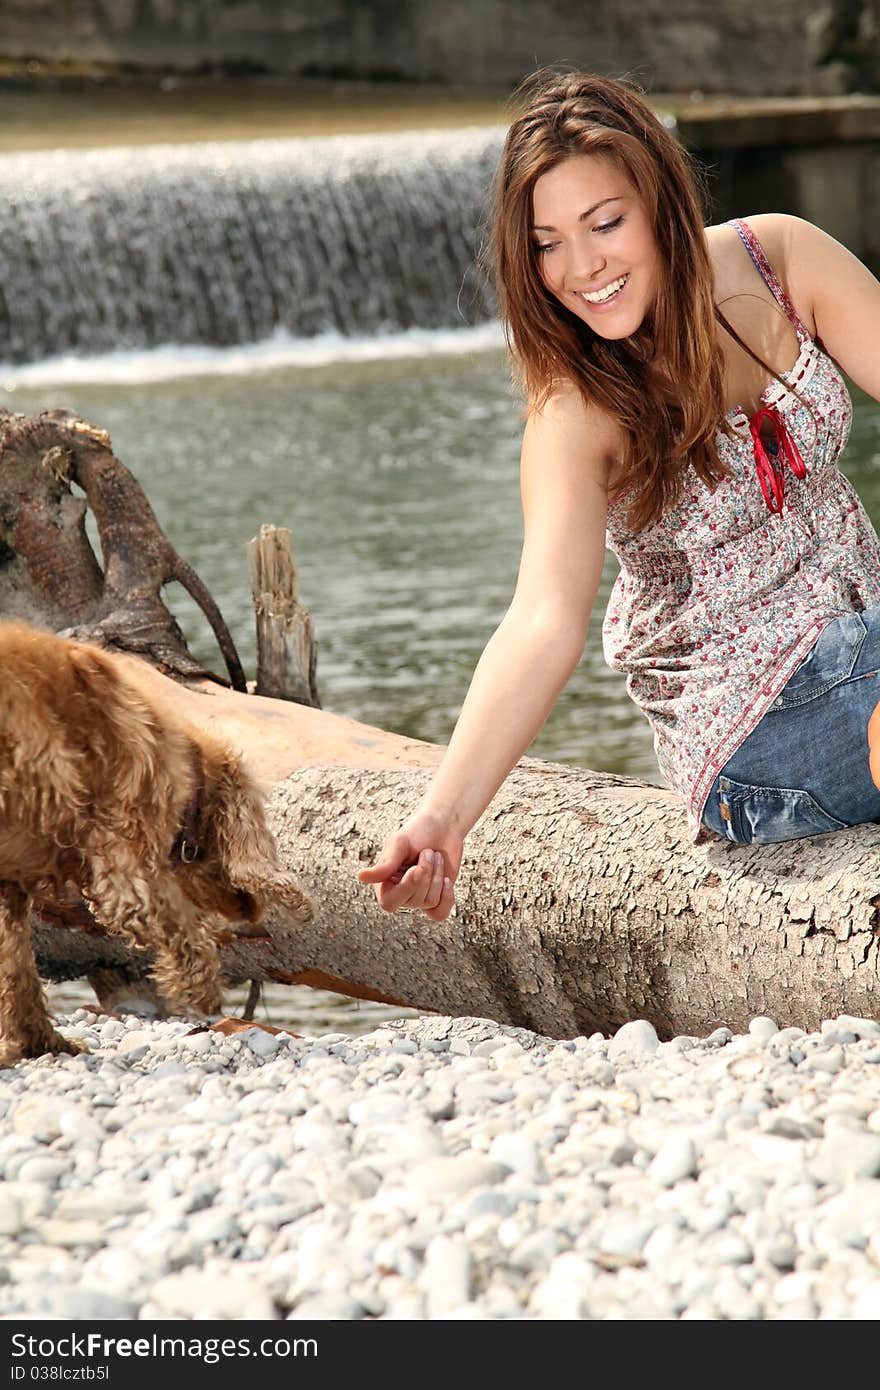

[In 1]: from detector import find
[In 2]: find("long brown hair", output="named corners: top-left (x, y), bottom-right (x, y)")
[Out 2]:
top-left (490, 69), bottom-right (805, 531)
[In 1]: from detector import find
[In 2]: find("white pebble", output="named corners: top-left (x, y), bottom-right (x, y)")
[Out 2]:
top-left (487, 1134), bottom-right (545, 1182)
top-left (401, 1156), bottom-right (509, 1200)
top-left (422, 1235), bottom-right (472, 1317)
top-left (648, 1135), bottom-right (698, 1187)
top-left (608, 1020), bottom-right (660, 1059)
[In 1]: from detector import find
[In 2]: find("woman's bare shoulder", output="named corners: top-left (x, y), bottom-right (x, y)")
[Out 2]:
top-left (705, 212), bottom-right (782, 270)
top-left (526, 379), bottom-right (623, 481)
top-left (705, 214), bottom-right (800, 287)
top-left (531, 378), bottom-right (622, 439)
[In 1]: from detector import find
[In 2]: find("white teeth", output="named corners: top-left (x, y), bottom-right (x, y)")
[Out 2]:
top-left (581, 274), bottom-right (628, 304)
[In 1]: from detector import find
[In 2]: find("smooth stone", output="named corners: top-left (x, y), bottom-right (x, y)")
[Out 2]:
top-left (507, 1229), bottom-right (559, 1272)
top-left (178, 1032), bottom-right (215, 1054)
top-left (648, 1135), bottom-right (698, 1187)
top-left (0, 1192), bottom-right (23, 1237)
top-left (831, 1015), bottom-right (880, 1039)
top-left (14, 1157), bottom-right (67, 1187)
top-left (758, 1113), bottom-right (820, 1140)
top-left (37, 1219), bottom-right (105, 1249)
top-left (373, 1238), bottom-right (419, 1282)
top-left (596, 1212), bottom-right (659, 1258)
top-left (150, 1267), bottom-right (276, 1319)
top-left (657, 1038), bottom-right (695, 1057)
top-left (0, 1181), bottom-right (52, 1223)
top-left (80, 1247), bottom-right (152, 1293)
top-left (57, 1108), bottom-right (105, 1144)
top-left (401, 1156), bottom-right (509, 1200)
top-left (608, 1021), bottom-right (660, 1059)
top-left (381, 1292), bottom-right (427, 1319)
top-left (811, 1133), bottom-right (880, 1184)
top-left (529, 1252), bottom-right (596, 1315)
top-left (708, 1232), bottom-right (753, 1265)
top-left (12, 1284), bottom-right (139, 1319)
top-left (641, 1223), bottom-right (682, 1268)
top-left (773, 1271), bottom-right (817, 1306)
top-left (117, 1031), bottom-right (154, 1058)
top-left (246, 1029), bottom-right (287, 1058)
top-left (800, 1046), bottom-right (845, 1075)
top-left (472, 1037), bottom-right (511, 1057)
top-left (348, 1092), bottom-right (408, 1126)
top-left (186, 1208), bottom-right (241, 1244)
top-left (851, 1283), bottom-right (880, 1318)
top-left (760, 1236), bottom-right (797, 1271)
top-left (748, 1017), bottom-right (778, 1042)
top-left (422, 1235), bottom-right (471, 1318)
top-left (815, 1184), bottom-right (880, 1249)
top-left (288, 1293), bottom-right (363, 1319)
top-left (295, 1224), bottom-right (345, 1292)
top-left (11, 1101), bottom-right (62, 1144)
top-left (487, 1134), bottom-right (546, 1182)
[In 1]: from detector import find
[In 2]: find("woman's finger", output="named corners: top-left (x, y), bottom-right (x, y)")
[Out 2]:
top-left (425, 849), bottom-right (445, 909)
top-left (425, 875), bottom-right (456, 922)
top-left (356, 834), bottom-right (413, 883)
top-left (376, 851), bottom-right (435, 913)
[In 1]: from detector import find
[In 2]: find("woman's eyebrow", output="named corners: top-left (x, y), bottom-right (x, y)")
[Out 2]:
top-left (531, 196), bottom-right (623, 232)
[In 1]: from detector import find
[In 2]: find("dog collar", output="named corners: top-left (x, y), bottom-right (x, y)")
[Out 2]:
top-left (173, 750), bottom-right (204, 863)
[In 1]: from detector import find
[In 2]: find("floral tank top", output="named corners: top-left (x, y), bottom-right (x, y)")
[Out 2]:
top-left (602, 217), bottom-right (880, 840)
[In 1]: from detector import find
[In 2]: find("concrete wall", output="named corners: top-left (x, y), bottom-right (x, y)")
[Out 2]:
top-left (677, 101), bottom-right (880, 274)
top-left (1, 0), bottom-right (879, 96)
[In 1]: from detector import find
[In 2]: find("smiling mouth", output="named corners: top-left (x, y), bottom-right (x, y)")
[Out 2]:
top-left (578, 273), bottom-right (630, 306)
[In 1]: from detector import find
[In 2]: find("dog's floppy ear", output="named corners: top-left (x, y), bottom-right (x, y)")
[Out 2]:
top-left (207, 754), bottom-right (313, 924)
top-left (66, 641), bottom-right (167, 804)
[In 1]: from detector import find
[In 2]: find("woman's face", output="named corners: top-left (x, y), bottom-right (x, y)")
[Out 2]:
top-left (530, 154), bottom-right (661, 339)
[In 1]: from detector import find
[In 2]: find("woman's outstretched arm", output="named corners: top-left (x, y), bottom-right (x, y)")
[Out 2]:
top-left (357, 384), bottom-right (618, 920)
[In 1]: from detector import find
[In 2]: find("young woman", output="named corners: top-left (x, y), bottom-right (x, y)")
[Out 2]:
top-left (357, 69), bottom-right (880, 922)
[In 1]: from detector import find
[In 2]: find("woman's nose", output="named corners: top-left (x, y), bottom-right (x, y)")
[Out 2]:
top-left (565, 235), bottom-right (606, 283)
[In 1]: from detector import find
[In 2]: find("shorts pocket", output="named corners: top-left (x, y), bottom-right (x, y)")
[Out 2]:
top-left (717, 775), bottom-right (848, 845)
top-left (771, 611), bottom-right (866, 710)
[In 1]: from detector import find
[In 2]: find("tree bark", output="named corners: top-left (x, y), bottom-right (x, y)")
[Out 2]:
top-left (29, 660), bottom-right (880, 1040)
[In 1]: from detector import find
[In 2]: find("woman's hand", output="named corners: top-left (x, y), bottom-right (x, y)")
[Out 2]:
top-left (356, 811), bottom-right (463, 921)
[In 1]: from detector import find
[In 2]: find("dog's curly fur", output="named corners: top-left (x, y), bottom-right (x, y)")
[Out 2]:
top-left (0, 621), bottom-right (312, 1064)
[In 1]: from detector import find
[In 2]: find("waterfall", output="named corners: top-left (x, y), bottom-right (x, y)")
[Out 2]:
top-left (0, 127), bottom-right (504, 366)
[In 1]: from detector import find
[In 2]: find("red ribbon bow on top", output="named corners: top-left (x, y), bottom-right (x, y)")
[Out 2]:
top-left (747, 406), bottom-right (806, 515)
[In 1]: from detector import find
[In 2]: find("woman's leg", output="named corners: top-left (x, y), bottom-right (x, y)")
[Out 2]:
top-left (703, 609), bottom-right (880, 844)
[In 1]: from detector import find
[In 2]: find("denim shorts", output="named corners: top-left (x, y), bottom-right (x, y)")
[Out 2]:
top-left (701, 608), bottom-right (880, 845)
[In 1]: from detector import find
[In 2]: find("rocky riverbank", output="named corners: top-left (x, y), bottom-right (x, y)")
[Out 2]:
top-left (1, 1008), bottom-right (880, 1319)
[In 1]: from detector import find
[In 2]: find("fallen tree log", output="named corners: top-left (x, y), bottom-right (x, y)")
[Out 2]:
top-left (29, 656), bottom-right (880, 1039)
top-left (4, 409), bottom-right (880, 1038)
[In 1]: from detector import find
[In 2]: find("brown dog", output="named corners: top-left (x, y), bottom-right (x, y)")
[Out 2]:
top-left (0, 621), bottom-right (312, 1064)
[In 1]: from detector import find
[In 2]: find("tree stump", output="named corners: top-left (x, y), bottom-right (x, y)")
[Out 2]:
top-left (248, 523), bottom-right (320, 706)
top-left (0, 407), bottom-right (246, 689)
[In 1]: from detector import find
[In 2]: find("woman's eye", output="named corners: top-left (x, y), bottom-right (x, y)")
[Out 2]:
top-left (534, 242), bottom-right (557, 254)
top-left (595, 216), bottom-right (624, 234)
